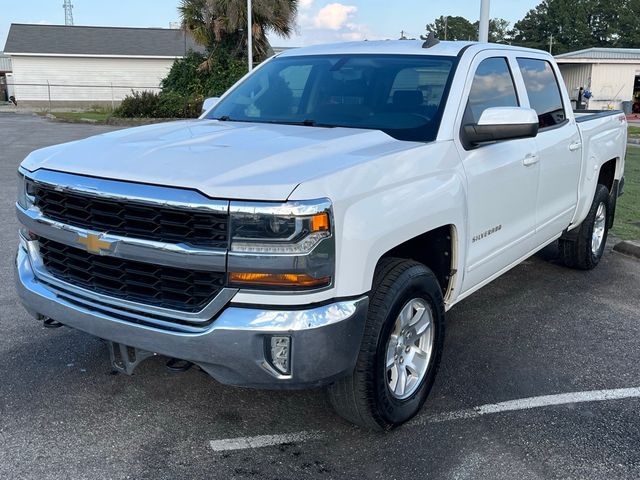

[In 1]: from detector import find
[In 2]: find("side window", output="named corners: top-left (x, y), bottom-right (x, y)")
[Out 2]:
top-left (517, 58), bottom-right (566, 129)
top-left (464, 57), bottom-right (519, 124)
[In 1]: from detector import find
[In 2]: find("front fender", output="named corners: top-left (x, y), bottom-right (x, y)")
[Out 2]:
top-left (290, 140), bottom-right (467, 300)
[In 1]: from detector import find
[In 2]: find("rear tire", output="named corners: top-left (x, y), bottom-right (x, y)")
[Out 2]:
top-left (327, 258), bottom-right (445, 430)
top-left (559, 184), bottom-right (610, 270)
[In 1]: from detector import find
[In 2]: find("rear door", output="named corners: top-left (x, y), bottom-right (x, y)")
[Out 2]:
top-left (454, 52), bottom-right (540, 292)
top-left (515, 57), bottom-right (582, 243)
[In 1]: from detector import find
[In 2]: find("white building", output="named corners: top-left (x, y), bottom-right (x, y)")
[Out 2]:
top-left (556, 47), bottom-right (640, 112)
top-left (3, 24), bottom-right (203, 107)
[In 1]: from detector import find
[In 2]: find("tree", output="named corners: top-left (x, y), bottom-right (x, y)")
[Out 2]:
top-left (426, 16), bottom-right (511, 43)
top-left (488, 18), bottom-right (512, 44)
top-left (426, 16), bottom-right (477, 41)
top-left (179, 0), bottom-right (298, 67)
top-left (511, 0), bottom-right (625, 53)
top-left (612, 0), bottom-right (640, 47)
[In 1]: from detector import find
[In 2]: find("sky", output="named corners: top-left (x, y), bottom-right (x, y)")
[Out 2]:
top-left (0, 0), bottom-right (538, 51)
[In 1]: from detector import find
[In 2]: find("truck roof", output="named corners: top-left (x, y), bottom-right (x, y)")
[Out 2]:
top-left (277, 40), bottom-right (549, 59)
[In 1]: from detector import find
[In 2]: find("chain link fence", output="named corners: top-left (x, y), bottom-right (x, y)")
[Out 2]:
top-left (5, 81), bottom-right (162, 110)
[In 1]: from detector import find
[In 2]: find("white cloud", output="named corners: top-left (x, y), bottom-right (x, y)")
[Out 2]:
top-left (339, 22), bottom-right (373, 41)
top-left (313, 3), bottom-right (357, 30)
top-left (271, 1), bottom-right (382, 48)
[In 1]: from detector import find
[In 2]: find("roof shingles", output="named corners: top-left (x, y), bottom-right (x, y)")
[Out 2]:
top-left (3, 23), bottom-right (203, 57)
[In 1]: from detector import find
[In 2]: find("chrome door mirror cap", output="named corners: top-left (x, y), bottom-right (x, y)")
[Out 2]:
top-left (477, 107), bottom-right (539, 126)
top-left (463, 107), bottom-right (539, 148)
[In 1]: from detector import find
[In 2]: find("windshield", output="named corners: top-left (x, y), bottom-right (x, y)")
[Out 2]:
top-left (206, 54), bottom-right (457, 142)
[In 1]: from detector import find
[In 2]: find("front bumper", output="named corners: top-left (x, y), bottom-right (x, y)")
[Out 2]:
top-left (15, 245), bottom-right (368, 389)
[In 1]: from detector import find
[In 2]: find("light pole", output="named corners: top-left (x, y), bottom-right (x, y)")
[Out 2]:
top-left (479, 0), bottom-right (490, 43)
top-left (247, 0), bottom-right (253, 71)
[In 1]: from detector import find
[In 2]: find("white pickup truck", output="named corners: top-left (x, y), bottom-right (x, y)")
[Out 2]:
top-left (16, 40), bottom-right (627, 430)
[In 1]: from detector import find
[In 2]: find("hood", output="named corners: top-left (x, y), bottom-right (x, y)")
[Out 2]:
top-left (22, 119), bottom-right (421, 201)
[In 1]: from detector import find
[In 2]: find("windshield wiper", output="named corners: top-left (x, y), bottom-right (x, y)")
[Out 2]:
top-left (278, 119), bottom-right (336, 128)
top-left (210, 117), bottom-right (336, 128)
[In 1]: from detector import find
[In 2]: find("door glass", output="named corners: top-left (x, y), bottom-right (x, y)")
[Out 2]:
top-left (464, 57), bottom-right (519, 124)
top-left (517, 58), bottom-right (566, 129)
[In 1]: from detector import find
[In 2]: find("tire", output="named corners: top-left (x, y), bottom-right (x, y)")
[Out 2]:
top-left (327, 258), bottom-right (445, 430)
top-left (559, 184), bottom-right (610, 270)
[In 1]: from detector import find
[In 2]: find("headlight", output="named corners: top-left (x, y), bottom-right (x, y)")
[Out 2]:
top-left (16, 170), bottom-right (35, 210)
top-left (228, 199), bottom-right (334, 290)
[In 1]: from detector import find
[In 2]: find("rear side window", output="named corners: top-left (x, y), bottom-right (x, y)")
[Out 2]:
top-left (517, 58), bottom-right (566, 129)
top-left (464, 57), bottom-right (519, 124)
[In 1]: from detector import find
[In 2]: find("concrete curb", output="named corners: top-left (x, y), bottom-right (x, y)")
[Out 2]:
top-left (613, 240), bottom-right (640, 259)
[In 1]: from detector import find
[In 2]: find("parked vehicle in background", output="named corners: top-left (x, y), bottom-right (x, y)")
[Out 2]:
top-left (15, 40), bottom-right (626, 430)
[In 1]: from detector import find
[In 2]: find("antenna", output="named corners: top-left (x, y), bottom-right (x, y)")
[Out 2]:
top-left (63, 0), bottom-right (74, 26)
top-left (420, 31), bottom-right (440, 49)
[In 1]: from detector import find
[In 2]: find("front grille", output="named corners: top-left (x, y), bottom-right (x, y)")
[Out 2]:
top-left (32, 183), bottom-right (229, 249)
top-left (38, 237), bottom-right (226, 312)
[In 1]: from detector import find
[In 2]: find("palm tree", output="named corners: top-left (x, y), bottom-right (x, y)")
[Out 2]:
top-left (179, 0), bottom-right (298, 67)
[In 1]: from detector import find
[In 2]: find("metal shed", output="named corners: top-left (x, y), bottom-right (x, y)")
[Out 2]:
top-left (556, 47), bottom-right (640, 111)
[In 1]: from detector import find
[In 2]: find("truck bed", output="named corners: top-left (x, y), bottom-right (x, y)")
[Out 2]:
top-left (574, 109), bottom-right (624, 123)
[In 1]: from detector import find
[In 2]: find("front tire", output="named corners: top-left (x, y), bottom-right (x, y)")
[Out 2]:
top-left (559, 184), bottom-right (610, 270)
top-left (327, 258), bottom-right (445, 430)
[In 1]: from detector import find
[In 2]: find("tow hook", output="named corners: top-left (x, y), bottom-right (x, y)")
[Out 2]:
top-left (43, 318), bottom-right (64, 329)
top-left (107, 341), bottom-right (156, 375)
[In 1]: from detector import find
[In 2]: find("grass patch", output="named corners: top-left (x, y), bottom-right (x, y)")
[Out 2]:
top-left (628, 126), bottom-right (640, 136)
top-left (51, 111), bottom-right (111, 123)
top-left (612, 148), bottom-right (640, 240)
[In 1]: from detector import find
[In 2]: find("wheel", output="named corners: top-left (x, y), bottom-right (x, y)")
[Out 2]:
top-left (559, 184), bottom-right (610, 270)
top-left (327, 258), bottom-right (445, 430)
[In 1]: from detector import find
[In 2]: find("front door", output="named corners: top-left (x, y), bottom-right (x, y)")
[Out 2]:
top-left (455, 55), bottom-right (540, 293)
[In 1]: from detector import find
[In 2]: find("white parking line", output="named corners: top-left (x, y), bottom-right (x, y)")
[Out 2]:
top-left (209, 431), bottom-right (322, 452)
top-left (420, 386), bottom-right (640, 424)
top-left (209, 387), bottom-right (640, 452)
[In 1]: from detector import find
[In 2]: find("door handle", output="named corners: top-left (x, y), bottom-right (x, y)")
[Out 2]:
top-left (569, 141), bottom-right (582, 151)
top-left (523, 153), bottom-right (539, 167)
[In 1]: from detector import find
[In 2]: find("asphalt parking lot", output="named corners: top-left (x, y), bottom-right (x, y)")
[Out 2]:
top-left (1, 114), bottom-right (640, 480)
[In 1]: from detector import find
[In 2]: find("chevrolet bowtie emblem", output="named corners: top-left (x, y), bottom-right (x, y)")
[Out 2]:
top-left (77, 233), bottom-right (112, 254)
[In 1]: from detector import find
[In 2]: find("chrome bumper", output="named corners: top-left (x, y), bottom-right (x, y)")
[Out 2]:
top-left (15, 245), bottom-right (368, 389)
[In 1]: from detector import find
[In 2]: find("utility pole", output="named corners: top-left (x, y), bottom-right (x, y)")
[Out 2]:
top-left (444, 16), bottom-right (448, 41)
top-left (63, 0), bottom-right (74, 26)
top-left (479, 0), bottom-right (490, 42)
top-left (247, 0), bottom-right (253, 71)
top-left (549, 34), bottom-right (554, 54)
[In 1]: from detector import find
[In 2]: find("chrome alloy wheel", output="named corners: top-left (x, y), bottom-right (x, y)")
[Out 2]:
top-left (591, 202), bottom-right (607, 256)
top-left (385, 298), bottom-right (434, 400)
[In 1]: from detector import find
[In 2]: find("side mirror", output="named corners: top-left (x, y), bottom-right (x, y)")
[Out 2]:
top-left (202, 97), bottom-right (220, 114)
top-left (462, 107), bottom-right (539, 148)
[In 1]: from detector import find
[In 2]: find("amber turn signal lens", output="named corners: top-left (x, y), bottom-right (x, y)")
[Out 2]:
top-left (229, 272), bottom-right (330, 288)
top-left (310, 212), bottom-right (330, 233)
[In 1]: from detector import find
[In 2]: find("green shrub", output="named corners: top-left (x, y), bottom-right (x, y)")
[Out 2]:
top-left (114, 90), bottom-right (161, 118)
top-left (114, 91), bottom-right (204, 119)
top-left (114, 48), bottom-right (246, 119)
top-left (162, 50), bottom-right (247, 98)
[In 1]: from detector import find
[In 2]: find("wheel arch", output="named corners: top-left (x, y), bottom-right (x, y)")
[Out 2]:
top-left (375, 224), bottom-right (459, 305)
